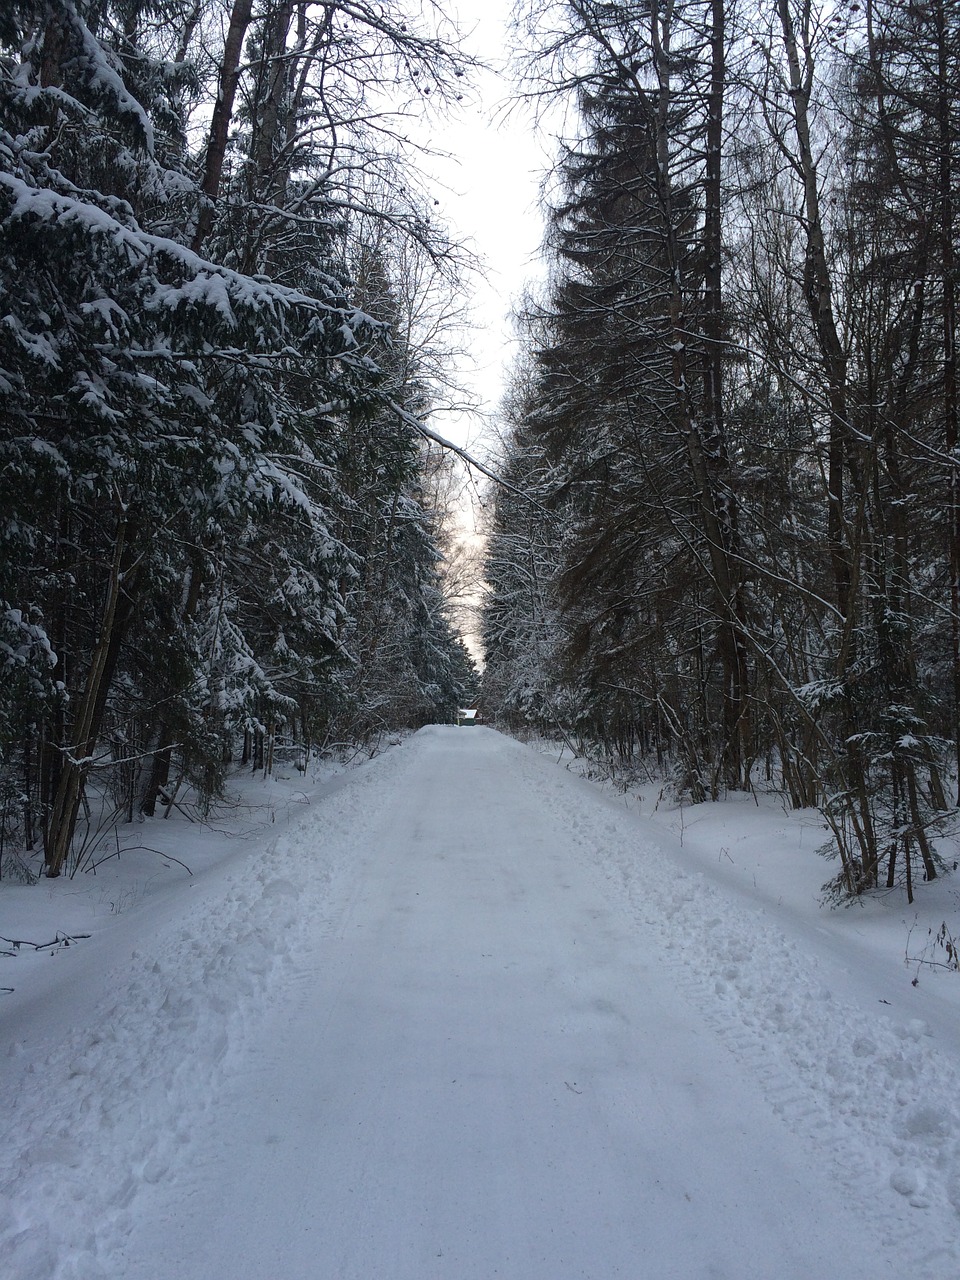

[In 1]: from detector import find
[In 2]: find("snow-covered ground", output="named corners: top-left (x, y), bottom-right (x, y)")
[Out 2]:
top-left (2, 726), bottom-right (960, 1278)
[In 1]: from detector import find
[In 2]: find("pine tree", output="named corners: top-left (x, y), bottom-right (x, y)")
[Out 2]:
top-left (0, 0), bottom-right (474, 874)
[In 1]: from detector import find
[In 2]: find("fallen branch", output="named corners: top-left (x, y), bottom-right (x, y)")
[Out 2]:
top-left (85, 844), bottom-right (193, 876)
top-left (1, 930), bottom-right (91, 955)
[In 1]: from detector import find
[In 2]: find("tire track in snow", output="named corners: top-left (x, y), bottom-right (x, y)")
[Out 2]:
top-left (5, 729), bottom-right (960, 1277)
top-left (0, 741), bottom-right (421, 1280)
top-left (101, 727), bottom-right (906, 1279)
top-left (524, 746), bottom-right (960, 1276)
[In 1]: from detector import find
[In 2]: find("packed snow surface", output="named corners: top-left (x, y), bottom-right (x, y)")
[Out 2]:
top-left (3, 727), bottom-right (960, 1278)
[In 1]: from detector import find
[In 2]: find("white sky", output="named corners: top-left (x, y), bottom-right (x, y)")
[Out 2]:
top-left (397, 1), bottom-right (557, 656)
top-left (416, 0), bottom-right (553, 457)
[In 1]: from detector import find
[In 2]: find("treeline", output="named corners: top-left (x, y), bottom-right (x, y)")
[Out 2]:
top-left (0, 1), bottom-right (476, 878)
top-left (482, 0), bottom-right (959, 901)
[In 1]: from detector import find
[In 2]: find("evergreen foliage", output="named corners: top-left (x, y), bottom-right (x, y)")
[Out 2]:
top-left (485, 0), bottom-right (960, 901)
top-left (0, 0), bottom-right (476, 876)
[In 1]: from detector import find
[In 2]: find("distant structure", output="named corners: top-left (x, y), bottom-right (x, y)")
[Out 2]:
top-left (457, 708), bottom-right (478, 727)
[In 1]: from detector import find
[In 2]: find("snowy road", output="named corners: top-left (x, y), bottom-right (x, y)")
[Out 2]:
top-left (118, 728), bottom-right (898, 1279)
top-left (4, 727), bottom-right (959, 1278)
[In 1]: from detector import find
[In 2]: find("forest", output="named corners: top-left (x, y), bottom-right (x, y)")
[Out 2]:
top-left (481, 0), bottom-right (960, 902)
top-left (3, 0), bottom-right (959, 904)
top-left (0, 0), bottom-right (477, 880)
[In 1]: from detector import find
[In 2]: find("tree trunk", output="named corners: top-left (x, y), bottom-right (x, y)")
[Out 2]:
top-left (45, 515), bottom-right (140, 877)
top-left (651, 0), bottom-right (749, 789)
top-left (138, 557), bottom-right (204, 817)
top-left (932, 0), bottom-right (960, 800)
top-left (191, 0), bottom-right (254, 255)
top-left (241, 0), bottom-right (296, 274)
top-left (776, 0), bottom-right (853, 626)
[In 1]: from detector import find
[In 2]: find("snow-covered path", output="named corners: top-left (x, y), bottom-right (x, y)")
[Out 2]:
top-left (115, 728), bottom-right (900, 1278)
top-left (4, 726), bottom-right (960, 1278)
